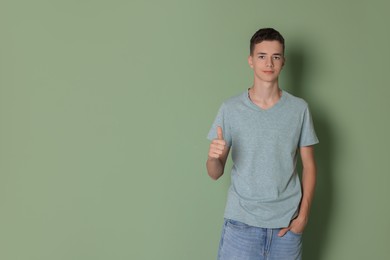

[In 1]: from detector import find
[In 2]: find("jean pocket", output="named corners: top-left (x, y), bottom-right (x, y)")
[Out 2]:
top-left (226, 219), bottom-right (251, 229)
top-left (288, 230), bottom-right (303, 237)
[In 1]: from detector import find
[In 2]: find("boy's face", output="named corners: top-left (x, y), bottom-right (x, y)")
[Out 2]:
top-left (248, 40), bottom-right (285, 83)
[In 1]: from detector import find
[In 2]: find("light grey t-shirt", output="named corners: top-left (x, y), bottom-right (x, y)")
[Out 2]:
top-left (207, 89), bottom-right (319, 228)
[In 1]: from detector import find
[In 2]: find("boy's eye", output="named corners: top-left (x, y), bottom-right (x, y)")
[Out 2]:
top-left (273, 56), bottom-right (281, 60)
top-left (258, 55), bottom-right (266, 59)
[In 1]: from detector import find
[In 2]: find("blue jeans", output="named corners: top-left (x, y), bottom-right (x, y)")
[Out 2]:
top-left (218, 219), bottom-right (302, 260)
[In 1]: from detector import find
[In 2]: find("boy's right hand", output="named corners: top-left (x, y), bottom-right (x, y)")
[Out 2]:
top-left (208, 126), bottom-right (226, 159)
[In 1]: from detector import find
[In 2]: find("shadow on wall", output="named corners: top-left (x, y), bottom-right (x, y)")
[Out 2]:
top-left (286, 46), bottom-right (335, 260)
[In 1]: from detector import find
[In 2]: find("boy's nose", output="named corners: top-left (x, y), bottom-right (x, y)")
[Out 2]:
top-left (266, 60), bottom-right (274, 67)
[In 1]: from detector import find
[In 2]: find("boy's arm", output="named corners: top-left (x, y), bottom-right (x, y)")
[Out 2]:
top-left (206, 126), bottom-right (230, 180)
top-left (278, 145), bottom-right (317, 236)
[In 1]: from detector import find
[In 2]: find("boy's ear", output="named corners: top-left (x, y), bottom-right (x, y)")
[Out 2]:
top-left (282, 57), bottom-right (286, 69)
top-left (248, 55), bottom-right (254, 68)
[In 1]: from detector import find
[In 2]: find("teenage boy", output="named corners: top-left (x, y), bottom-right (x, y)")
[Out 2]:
top-left (206, 28), bottom-right (319, 260)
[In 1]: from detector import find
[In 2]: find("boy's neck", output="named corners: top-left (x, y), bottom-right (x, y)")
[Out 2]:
top-left (250, 81), bottom-right (281, 103)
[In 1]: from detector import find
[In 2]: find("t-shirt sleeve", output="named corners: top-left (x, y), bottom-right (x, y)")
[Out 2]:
top-left (299, 105), bottom-right (319, 147)
top-left (207, 103), bottom-right (232, 147)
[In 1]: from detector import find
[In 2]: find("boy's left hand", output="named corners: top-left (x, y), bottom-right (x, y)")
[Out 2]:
top-left (277, 216), bottom-right (307, 237)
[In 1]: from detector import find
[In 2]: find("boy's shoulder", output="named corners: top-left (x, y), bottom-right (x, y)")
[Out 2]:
top-left (221, 90), bottom-right (247, 107)
top-left (217, 89), bottom-right (311, 116)
top-left (221, 89), bottom-right (309, 108)
top-left (283, 90), bottom-right (309, 109)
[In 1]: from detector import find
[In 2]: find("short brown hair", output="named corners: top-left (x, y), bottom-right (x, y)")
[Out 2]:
top-left (250, 28), bottom-right (285, 55)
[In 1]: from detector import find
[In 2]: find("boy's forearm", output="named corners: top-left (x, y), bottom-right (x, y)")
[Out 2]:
top-left (297, 163), bottom-right (317, 222)
top-left (206, 157), bottom-right (224, 180)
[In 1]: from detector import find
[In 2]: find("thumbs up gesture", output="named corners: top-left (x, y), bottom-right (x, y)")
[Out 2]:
top-left (208, 126), bottom-right (227, 159)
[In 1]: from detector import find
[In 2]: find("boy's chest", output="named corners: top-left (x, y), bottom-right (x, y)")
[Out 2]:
top-left (229, 110), bottom-right (303, 149)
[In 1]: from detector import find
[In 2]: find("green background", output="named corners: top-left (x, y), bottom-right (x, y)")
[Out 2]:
top-left (1, 0), bottom-right (389, 259)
